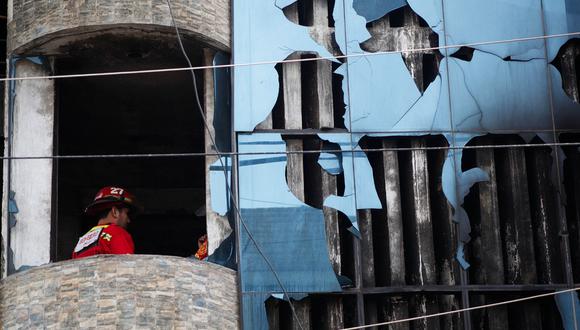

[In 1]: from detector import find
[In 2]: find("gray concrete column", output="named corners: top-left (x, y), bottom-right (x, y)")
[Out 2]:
top-left (203, 48), bottom-right (232, 256)
top-left (2, 58), bottom-right (54, 276)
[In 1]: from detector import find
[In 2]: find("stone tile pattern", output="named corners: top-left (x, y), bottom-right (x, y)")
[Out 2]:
top-left (8, 0), bottom-right (230, 53)
top-left (0, 255), bottom-right (239, 329)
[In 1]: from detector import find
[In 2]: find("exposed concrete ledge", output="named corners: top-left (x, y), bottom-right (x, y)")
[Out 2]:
top-left (0, 255), bottom-right (239, 329)
top-left (8, 0), bottom-right (230, 54)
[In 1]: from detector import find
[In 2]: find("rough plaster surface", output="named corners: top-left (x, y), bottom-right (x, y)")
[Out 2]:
top-left (4, 59), bottom-right (54, 273)
top-left (8, 0), bottom-right (230, 53)
top-left (0, 255), bottom-right (239, 329)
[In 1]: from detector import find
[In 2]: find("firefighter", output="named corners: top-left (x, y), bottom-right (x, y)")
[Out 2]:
top-left (194, 234), bottom-right (208, 260)
top-left (72, 186), bottom-right (140, 259)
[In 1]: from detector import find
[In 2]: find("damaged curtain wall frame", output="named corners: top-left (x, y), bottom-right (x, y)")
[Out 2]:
top-left (234, 0), bottom-right (580, 328)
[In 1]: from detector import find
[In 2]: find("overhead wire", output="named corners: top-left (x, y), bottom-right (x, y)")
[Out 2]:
top-left (0, 30), bottom-right (580, 82)
top-left (164, 1), bottom-right (305, 329)
top-left (340, 286), bottom-right (580, 330)
top-left (3, 140), bottom-right (580, 160)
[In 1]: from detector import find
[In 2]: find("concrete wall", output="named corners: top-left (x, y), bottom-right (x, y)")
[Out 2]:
top-left (8, 0), bottom-right (230, 54)
top-left (0, 255), bottom-right (239, 329)
top-left (2, 58), bottom-right (54, 276)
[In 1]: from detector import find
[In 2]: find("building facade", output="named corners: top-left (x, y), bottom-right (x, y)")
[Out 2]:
top-left (2, 0), bottom-right (580, 329)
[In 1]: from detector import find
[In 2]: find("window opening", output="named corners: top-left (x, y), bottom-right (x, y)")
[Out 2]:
top-left (53, 35), bottom-right (207, 261)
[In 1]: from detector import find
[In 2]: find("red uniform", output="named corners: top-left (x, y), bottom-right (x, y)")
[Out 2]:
top-left (72, 224), bottom-right (134, 259)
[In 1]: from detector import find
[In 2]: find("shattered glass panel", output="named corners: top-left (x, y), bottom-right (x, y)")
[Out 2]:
top-left (318, 133), bottom-right (381, 235)
top-left (318, 151), bottom-right (342, 175)
top-left (337, 0), bottom-right (580, 271)
top-left (543, 0), bottom-right (580, 61)
top-left (440, 0), bottom-right (580, 272)
top-left (237, 133), bottom-right (341, 328)
top-left (209, 157), bottom-right (231, 217)
top-left (437, 0), bottom-right (545, 60)
top-left (238, 133), bottom-right (339, 292)
top-left (233, 0), bottom-right (580, 326)
top-left (334, 0), bottom-right (424, 133)
top-left (233, 0), bottom-right (335, 132)
top-left (352, 0), bottom-right (407, 23)
top-left (555, 290), bottom-right (580, 329)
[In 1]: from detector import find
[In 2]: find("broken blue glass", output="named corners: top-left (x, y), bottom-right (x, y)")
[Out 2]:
top-left (242, 293), bottom-right (271, 330)
top-left (209, 157), bottom-right (231, 217)
top-left (439, 0), bottom-right (545, 59)
top-left (318, 133), bottom-right (382, 235)
top-left (238, 133), bottom-right (339, 291)
top-left (337, 0), bottom-right (580, 270)
top-left (233, 0), bottom-right (580, 326)
top-left (543, 0), bottom-right (580, 61)
top-left (238, 133), bottom-right (341, 328)
top-left (233, 0), bottom-right (335, 132)
top-left (442, 134), bottom-right (489, 268)
top-left (318, 152), bottom-right (342, 175)
top-left (448, 53), bottom-right (554, 132)
top-left (353, 0), bottom-right (407, 23)
top-left (555, 291), bottom-right (580, 330)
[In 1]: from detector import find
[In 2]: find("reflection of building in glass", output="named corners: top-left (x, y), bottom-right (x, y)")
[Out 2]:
top-left (2, 0), bottom-right (580, 329)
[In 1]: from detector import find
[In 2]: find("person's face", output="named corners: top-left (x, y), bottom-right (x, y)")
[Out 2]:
top-left (113, 206), bottom-right (131, 229)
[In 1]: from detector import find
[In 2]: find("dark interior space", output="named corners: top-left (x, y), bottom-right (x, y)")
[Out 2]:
top-left (561, 133), bottom-right (580, 283)
top-left (551, 38), bottom-right (580, 103)
top-left (387, 6), bottom-right (405, 27)
top-left (269, 54), bottom-right (346, 130)
top-left (53, 34), bottom-right (206, 261)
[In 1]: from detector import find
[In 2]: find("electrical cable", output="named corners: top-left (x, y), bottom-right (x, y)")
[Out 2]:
top-left (2, 140), bottom-right (580, 160)
top-left (340, 286), bottom-right (580, 330)
top-left (1, 30), bottom-right (580, 83)
top-left (164, 1), bottom-right (305, 329)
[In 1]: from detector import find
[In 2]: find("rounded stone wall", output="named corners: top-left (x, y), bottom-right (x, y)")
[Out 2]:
top-left (0, 255), bottom-right (239, 329)
top-left (8, 0), bottom-right (230, 54)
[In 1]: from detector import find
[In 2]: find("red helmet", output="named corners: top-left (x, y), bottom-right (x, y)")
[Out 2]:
top-left (84, 186), bottom-right (141, 216)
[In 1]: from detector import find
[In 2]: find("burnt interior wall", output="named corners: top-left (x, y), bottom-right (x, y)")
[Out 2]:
top-left (53, 35), bottom-right (206, 261)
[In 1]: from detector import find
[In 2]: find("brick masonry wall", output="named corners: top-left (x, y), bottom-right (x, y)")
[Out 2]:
top-left (0, 255), bottom-right (239, 329)
top-left (8, 0), bottom-right (230, 53)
